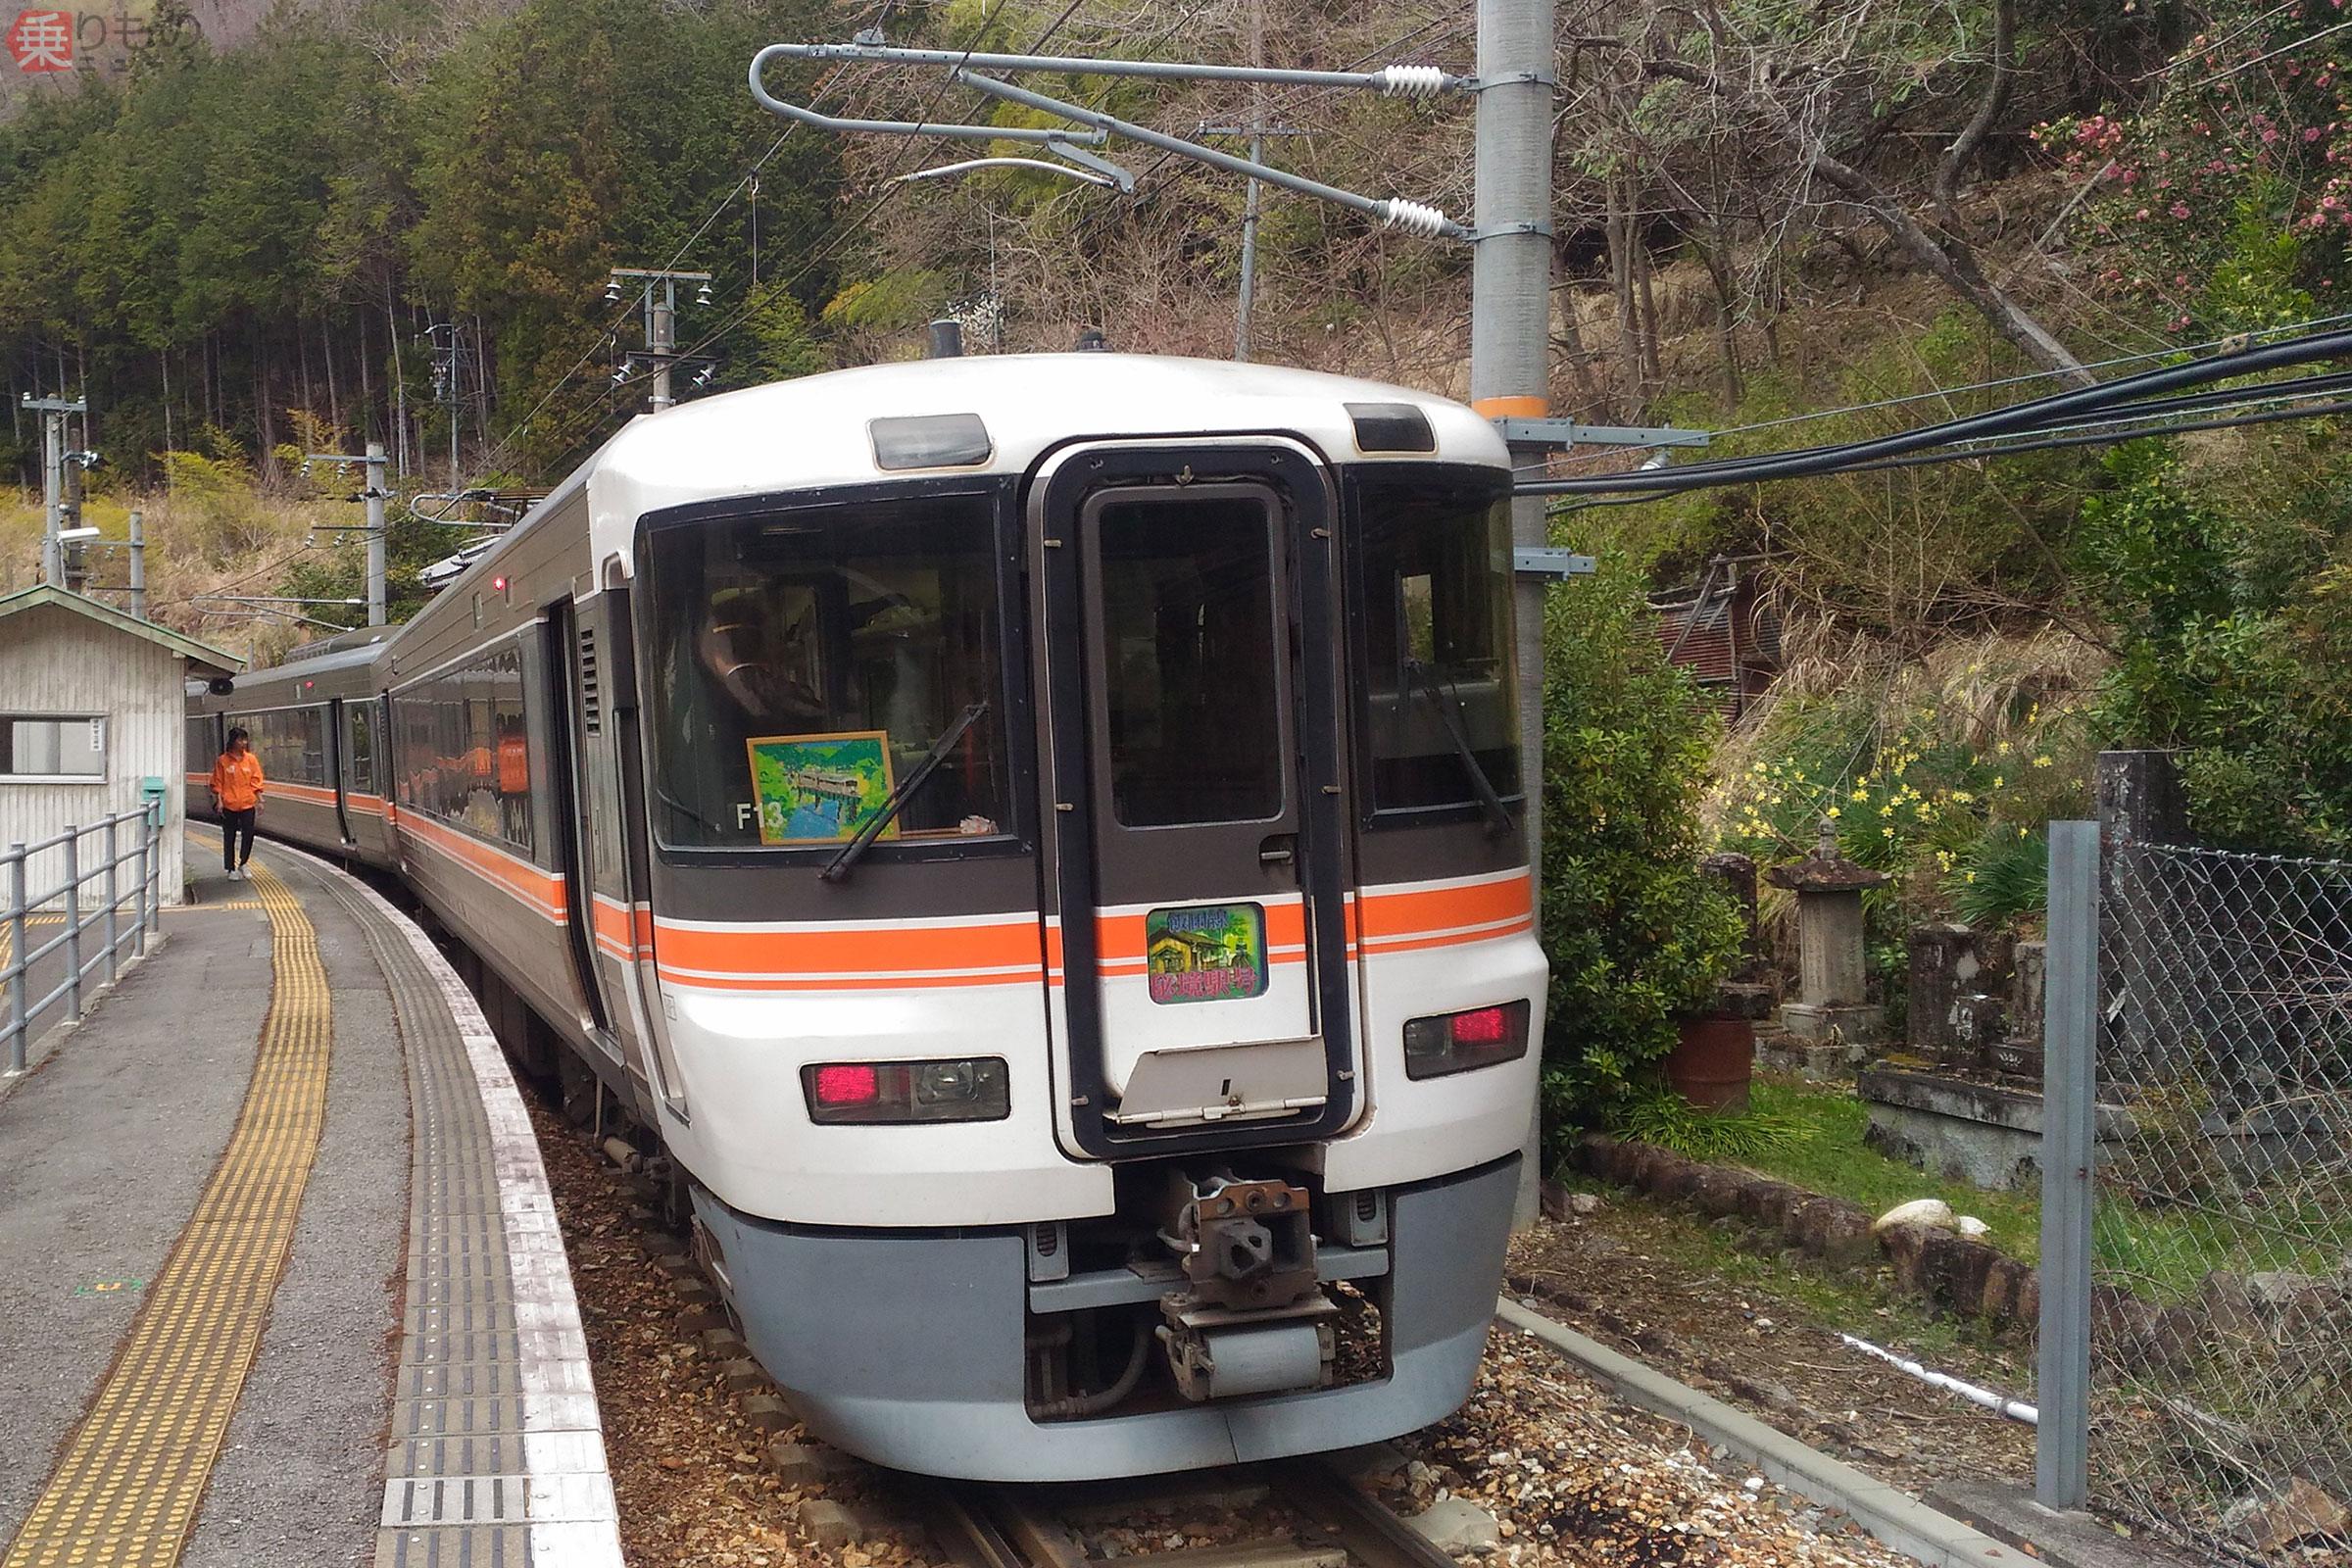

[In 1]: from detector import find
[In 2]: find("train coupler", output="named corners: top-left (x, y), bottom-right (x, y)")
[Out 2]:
top-left (1154, 1170), bottom-right (1336, 1401)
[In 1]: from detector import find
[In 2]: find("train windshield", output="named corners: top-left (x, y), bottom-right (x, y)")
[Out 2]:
top-left (1352, 472), bottom-right (1521, 815)
top-left (641, 493), bottom-right (1010, 851)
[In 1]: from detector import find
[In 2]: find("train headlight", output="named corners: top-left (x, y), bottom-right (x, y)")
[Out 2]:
top-left (1401, 1001), bottom-right (1531, 1080)
top-left (802, 1057), bottom-right (1010, 1124)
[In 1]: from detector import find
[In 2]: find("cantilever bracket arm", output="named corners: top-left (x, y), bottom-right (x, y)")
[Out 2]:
top-left (749, 42), bottom-right (1470, 241)
top-left (897, 156), bottom-right (1125, 191)
top-left (952, 69), bottom-right (1466, 239)
top-left (749, 44), bottom-right (1112, 147)
top-left (755, 39), bottom-right (1466, 95)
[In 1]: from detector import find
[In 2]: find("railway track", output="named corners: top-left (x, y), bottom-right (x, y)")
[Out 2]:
top-left (898, 1459), bottom-right (1462, 1568)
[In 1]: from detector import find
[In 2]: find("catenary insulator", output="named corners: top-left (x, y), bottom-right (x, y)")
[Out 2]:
top-left (1379, 198), bottom-right (1449, 237)
top-left (1375, 64), bottom-right (1447, 97)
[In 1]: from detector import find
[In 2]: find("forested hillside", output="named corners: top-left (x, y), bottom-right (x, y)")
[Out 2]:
top-left (1, 0), bottom-right (2347, 873)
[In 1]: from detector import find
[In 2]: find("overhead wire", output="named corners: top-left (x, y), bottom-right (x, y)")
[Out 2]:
top-left (1520, 329), bottom-right (2352, 499)
top-left (1661, 310), bottom-right (2352, 441)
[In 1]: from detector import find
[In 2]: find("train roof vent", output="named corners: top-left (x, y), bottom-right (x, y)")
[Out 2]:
top-left (870, 413), bottom-right (994, 471)
top-left (1345, 402), bottom-right (1436, 454)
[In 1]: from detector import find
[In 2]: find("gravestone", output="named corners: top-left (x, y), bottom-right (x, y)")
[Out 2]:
top-left (1767, 820), bottom-right (1889, 1044)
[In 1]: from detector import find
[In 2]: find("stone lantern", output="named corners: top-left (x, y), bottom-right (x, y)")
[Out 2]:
top-left (1766, 819), bottom-right (1890, 1045)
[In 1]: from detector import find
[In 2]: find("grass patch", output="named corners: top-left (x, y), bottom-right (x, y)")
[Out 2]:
top-left (1701, 1072), bottom-right (2044, 1258)
top-left (1649, 1072), bottom-right (2352, 1302)
top-left (1548, 1169), bottom-right (2028, 1377)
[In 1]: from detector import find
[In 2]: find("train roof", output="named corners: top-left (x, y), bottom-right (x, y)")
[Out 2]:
top-left (584, 354), bottom-right (1508, 565)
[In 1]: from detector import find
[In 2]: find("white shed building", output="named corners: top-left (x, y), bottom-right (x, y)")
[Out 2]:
top-left (0, 586), bottom-right (244, 907)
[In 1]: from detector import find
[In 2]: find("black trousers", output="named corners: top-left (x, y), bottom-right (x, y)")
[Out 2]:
top-left (221, 808), bottom-right (257, 869)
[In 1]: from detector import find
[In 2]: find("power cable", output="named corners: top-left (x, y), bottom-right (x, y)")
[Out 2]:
top-left (1517, 328), bottom-right (2352, 497)
top-left (1547, 396), bottom-right (2352, 514)
top-left (1674, 310), bottom-right (2352, 445)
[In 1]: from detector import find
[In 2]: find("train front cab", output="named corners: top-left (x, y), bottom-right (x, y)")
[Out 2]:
top-left (635, 419), bottom-right (1544, 1480)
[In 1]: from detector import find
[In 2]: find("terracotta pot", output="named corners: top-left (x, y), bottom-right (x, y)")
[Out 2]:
top-left (1666, 1012), bottom-right (1754, 1113)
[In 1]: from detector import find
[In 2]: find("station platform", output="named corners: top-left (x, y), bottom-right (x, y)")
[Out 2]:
top-left (0, 833), bottom-right (621, 1568)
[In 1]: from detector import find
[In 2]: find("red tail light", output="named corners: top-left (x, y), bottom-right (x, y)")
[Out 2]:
top-left (1448, 1004), bottom-right (1513, 1046)
top-left (811, 1062), bottom-right (879, 1107)
top-left (1402, 1000), bottom-right (1531, 1080)
top-left (802, 1058), bottom-right (1010, 1124)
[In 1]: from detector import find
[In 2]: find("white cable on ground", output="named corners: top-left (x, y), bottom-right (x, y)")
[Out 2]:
top-left (1839, 1333), bottom-right (2038, 1425)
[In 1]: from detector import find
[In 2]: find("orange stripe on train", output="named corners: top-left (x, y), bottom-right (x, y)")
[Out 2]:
top-left (398, 810), bottom-right (566, 919)
top-left (654, 918), bottom-right (1046, 981)
top-left (1353, 872), bottom-right (1531, 942)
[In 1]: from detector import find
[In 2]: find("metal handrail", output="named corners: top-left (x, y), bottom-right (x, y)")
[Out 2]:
top-left (3, 803), bottom-right (166, 1075)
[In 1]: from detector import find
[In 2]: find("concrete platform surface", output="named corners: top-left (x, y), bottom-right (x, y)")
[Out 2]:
top-left (0, 834), bottom-right (617, 1566)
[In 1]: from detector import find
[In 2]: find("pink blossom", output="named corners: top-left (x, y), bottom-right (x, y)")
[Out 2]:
top-left (2170, 202), bottom-right (2191, 218)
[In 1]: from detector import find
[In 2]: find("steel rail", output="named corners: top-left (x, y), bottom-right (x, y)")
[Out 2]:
top-left (901, 1458), bottom-right (1458, 1568)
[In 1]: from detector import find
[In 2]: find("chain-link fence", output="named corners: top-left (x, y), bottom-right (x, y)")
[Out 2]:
top-left (2090, 840), bottom-right (2352, 1561)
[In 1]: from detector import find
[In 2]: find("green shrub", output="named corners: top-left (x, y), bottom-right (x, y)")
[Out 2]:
top-left (1610, 1085), bottom-right (1812, 1162)
top-left (1538, 557), bottom-right (1745, 1127)
top-left (2079, 440), bottom-right (2352, 855)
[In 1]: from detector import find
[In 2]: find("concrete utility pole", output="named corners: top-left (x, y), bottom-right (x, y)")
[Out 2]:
top-left (423, 323), bottom-right (463, 479)
top-left (610, 269), bottom-right (714, 413)
top-left (1467, 0), bottom-right (1556, 1227)
top-left (365, 442), bottom-right (388, 626)
top-left (306, 444), bottom-right (394, 626)
top-left (24, 393), bottom-right (85, 589)
top-left (128, 511), bottom-right (146, 620)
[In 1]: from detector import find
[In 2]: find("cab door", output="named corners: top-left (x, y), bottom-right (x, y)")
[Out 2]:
top-left (1037, 443), bottom-right (1356, 1157)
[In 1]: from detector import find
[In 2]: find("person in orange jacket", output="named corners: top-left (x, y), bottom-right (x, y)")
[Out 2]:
top-left (209, 727), bottom-right (266, 881)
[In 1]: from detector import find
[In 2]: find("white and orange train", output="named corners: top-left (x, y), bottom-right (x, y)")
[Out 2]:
top-left (190, 354), bottom-right (1547, 1481)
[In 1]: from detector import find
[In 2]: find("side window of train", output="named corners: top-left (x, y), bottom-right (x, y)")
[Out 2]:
top-left (237, 708), bottom-right (328, 788)
top-left (392, 643), bottom-right (532, 855)
top-left (637, 491), bottom-right (1014, 851)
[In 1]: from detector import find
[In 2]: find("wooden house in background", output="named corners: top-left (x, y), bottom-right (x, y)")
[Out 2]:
top-left (1649, 555), bottom-right (1781, 719)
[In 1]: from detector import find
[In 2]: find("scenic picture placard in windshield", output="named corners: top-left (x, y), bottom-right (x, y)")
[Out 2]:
top-left (745, 729), bottom-right (899, 846)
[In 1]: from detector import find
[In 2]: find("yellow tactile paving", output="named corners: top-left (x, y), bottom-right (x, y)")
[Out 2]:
top-left (2, 858), bottom-right (331, 1568)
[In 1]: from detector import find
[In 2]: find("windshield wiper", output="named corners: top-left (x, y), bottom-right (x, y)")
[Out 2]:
top-left (820, 702), bottom-right (991, 884)
top-left (1403, 660), bottom-right (1515, 839)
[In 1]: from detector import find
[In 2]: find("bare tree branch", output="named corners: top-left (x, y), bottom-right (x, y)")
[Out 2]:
top-left (1642, 43), bottom-right (2095, 389)
top-left (1933, 0), bottom-right (2015, 233)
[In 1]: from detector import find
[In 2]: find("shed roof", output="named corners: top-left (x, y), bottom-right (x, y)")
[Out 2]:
top-left (0, 585), bottom-right (245, 679)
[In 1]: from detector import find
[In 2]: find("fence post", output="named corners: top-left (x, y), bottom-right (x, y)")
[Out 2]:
top-left (102, 813), bottom-right (120, 987)
top-left (6, 847), bottom-right (25, 1075)
top-left (62, 828), bottom-right (82, 1025)
top-left (145, 804), bottom-right (163, 935)
top-left (131, 810), bottom-right (149, 958)
top-left (2037, 818), bottom-right (2100, 1511)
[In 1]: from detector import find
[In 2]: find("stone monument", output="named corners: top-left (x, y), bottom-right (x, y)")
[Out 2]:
top-left (1767, 818), bottom-right (1889, 1045)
